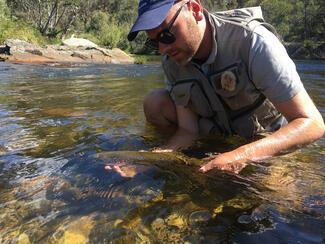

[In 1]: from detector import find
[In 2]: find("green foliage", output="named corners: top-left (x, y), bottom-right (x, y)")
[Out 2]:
top-left (78, 32), bottom-right (100, 45)
top-left (0, 17), bottom-right (46, 45)
top-left (0, 0), bottom-right (9, 18)
top-left (0, 0), bottom-right (323, 53)
top-left (259, 0), bottom-right (293, 40)
top-left (86, 11), bottom-right (109, 33)
top-left (85, 11), bottom-right (130, 50)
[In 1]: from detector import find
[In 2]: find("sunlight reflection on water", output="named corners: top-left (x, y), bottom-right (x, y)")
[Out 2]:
top-left (0, 61), bottom-right (324, 243)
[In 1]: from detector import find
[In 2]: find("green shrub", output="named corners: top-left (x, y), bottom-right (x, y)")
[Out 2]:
top-left (0, 18), bottom-right (46, 45)
top-left (0, 0), bottom-right (9, 18)
top-left (85, 11), bottom-right (131, 50)
top-left (78, 33), bottom-right (100, 46)
top-left (86, 11), bottom-right (110, 34)
top-left (0, 0), bottom-right (46, 44)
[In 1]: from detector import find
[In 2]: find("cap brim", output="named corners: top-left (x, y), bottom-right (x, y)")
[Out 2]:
top-left (127, 1), bottom-right (175, 41)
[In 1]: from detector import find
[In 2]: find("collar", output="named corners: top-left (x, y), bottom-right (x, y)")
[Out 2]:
top-left (191, 10), bottom-right (218, 72)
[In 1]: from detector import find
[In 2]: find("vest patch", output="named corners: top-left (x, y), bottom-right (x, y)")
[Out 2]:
top-left (221, 71), bottom-right (237, 92)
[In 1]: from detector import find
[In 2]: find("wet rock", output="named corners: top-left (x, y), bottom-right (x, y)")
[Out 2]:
top-left (183, 235), bottom-right (202, 244)
top-left (213, 204), bottom-right (224, 217)
top-left (135, 230), bottom-right (151, 243)
top-left (122, 215), bottom-right (152, 240)
top-left (18, 233), bottom-right (31, 244)
top-left (4, 53), bottom-right (36, 63)
top-left (109, 48), bottom-right (136, 64)
top-left (166, 213), bottom-right (186, 228)
top-left (114, 219), bottom-right (123, 227)
top-left (62, 36), bottom-right (98, 48)
top-left (89, 224), bottom-right (139, 243)
top-left (151, 218), bottom-right (165, 232)
top-left (0, 229), bottom-right (20, 243)
top-left (3, 38), bottom-right (134, 65)
top-left (165, 194), bottom-right (191, 204)
top-left (5, 39), bottom-right (39, 54)
top-left (0, 54), bottom-right (9, 61)
top-left (106, 228), bottom-right (139, 243)
top-left (71, 51), bottom-right (90, 60)
top-left (189, 210), bottom-right (212, 225)
top-left (150, 192), bottom-right (164, 203)
top-left (251, 205), bottom-right (270, 222)
top-left (225, 197), bottom-right (254, 210)
top-left (54, 216), bottom-right (95, 243)
top-left (16, 199), bottom-right (52, 220)
top-left (0, 210), bottom-right (21, 232)
top-left (237, 214), bottom-right (252, 224)
top-left (0, 145), bottom-right (7, 156)
top-left (25, 49), bottom-right (43, 56)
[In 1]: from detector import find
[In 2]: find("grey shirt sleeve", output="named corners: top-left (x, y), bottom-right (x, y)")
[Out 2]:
top-left (249, 26), bottom-right (304, 103)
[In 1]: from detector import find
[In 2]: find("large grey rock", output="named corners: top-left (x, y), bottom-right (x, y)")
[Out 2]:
top-left (3, 38), bottom-right (134, 64)
top-left (5, 39), bottom-right (40, 54)
top-left (62, 36), bottom-right (98, 48)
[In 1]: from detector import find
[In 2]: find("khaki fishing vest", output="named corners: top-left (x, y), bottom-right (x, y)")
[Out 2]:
top-left (162, 7), bottom-right (286, 138)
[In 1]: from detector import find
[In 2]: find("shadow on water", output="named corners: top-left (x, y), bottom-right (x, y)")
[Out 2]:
top-left (0, 61), bottom-right (324, 243)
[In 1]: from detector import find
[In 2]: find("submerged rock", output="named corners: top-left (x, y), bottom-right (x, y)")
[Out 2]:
top-left (0, 145), bottom-right (7, 156)
top-left (18, 233), bottom-right (31, 244)
top-left (237, 214), bottom-right (252, 224)
top-left (166, 213), bottom-right (187, 228)
top-left (51, 216), bottom-right (95, 243)
top-left (151, 218), bottom-right (165, 232)
top-left (189, 210), bottom-right (212, 225)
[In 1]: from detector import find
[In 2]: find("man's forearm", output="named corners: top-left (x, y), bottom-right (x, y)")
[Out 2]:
top-left (200, 117), bottom-right (324, 173)
top-left (230, 118), bottom-right (324, 162)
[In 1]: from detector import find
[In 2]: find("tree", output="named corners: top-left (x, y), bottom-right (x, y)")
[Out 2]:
top-left (257, 0), bottom-right (294, 40)
top-left (0, 0), bottom-right (9, 18)
top-left (6, 0), bottom-right (81, 38)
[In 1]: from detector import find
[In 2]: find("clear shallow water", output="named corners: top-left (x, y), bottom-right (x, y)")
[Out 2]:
top-left (0, 61), bottom-right (324, 243)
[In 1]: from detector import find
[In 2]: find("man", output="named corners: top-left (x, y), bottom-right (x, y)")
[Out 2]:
top-left (127, 0), bottom-right (324, 173)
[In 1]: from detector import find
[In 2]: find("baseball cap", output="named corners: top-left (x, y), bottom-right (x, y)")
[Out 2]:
top-left (127, 0), bottom-right (176, 41)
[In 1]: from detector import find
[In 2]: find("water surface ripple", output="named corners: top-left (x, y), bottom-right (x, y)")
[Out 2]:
top-left (0, 61), bottom-right (324, 243)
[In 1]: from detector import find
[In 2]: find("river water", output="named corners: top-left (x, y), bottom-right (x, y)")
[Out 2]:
top-left (0, 61), bottom-right (324, 243)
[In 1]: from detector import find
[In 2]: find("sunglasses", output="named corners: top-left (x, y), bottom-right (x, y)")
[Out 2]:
top-left (145, 1), bottom-right (189, 50)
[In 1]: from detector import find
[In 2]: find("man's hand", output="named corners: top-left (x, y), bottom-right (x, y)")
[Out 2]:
top-left (151, 105), bottom-right (199, 152)
top-left (201, 90), bottom-right (324, 174)
top-left (104, 160), bottom-right (148, 178)
top-left (199, 152), bottom-right (248, 174)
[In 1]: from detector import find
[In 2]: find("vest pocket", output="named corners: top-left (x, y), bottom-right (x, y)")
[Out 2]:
top-left (209, 64), bottom-right (243, 98)
top-left (170, 80), bottom-right (214, 118)
top-left (210, 63), bottom-right (258, 111)
top-left (231, 113), bottom-right (264, 138)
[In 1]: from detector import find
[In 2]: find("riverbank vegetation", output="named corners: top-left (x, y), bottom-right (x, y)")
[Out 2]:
top-left (0, 0), bottom-right (323, 57)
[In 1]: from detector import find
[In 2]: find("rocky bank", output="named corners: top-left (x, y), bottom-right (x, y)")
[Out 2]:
top-left (285, 42), bottom-right (325, 60)
top-left (0, 38), bottom-right (323, 66)
top-left (0, 38), bottom-right (134, 65)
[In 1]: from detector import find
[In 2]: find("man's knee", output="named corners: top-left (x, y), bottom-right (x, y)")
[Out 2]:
top-left (143, 88), bottom-right (177, 126)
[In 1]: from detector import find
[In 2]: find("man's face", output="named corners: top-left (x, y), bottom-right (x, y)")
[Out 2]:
top-left (146, 1), bottom-right (203, 66)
